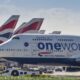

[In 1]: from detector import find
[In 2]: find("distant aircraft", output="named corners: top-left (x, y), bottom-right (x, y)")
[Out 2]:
top-left (0, 15), bottom-right (19, 44)
top-left (0, 33), bottom-right (80, 66)
top-left (13, 18), bottom-right (44, 35)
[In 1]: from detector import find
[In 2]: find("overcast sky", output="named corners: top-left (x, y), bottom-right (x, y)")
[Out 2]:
top-left (0, 0), bottom-right (80, 35)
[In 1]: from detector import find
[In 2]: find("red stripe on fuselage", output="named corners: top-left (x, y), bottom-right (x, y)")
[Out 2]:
top-left (39, 52), bottom-right (50, 54)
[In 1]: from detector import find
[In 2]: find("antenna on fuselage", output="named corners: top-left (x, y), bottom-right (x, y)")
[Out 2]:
top-left (49, 31), bottom-right (61, 34)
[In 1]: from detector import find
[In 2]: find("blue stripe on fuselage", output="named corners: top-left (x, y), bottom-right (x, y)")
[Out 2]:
top-left (3, 57), bottom-right (79, 66)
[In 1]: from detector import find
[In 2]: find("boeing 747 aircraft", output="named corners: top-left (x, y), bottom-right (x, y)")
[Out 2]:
top-left (0, 33), bottom-right (80, 66)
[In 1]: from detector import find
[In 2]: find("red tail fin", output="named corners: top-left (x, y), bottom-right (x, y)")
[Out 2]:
top-left (14, 18), bottom-right (44, 34)
top-left (0, 15), bottom-right (19, 31)
top-left (0, 15), bottom-right (19, 44)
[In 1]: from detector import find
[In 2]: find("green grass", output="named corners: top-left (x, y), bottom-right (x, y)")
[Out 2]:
top-left (0, 75), bottom-right (80, 80)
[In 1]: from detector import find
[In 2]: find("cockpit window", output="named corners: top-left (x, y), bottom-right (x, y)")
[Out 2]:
top-left (13, 36), bottom-right (20, 40)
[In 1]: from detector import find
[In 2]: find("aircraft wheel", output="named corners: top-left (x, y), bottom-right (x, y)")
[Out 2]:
top-left (11, 70), bottom-right (19, 76)
top-left (31, 73), bottom-right (36, 76)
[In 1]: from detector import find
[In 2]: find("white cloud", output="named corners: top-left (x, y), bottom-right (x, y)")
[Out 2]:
top-left (0, 5), bottom-right (80, 35)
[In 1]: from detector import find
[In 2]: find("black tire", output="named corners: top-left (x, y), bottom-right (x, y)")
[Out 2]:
top-left (39, 71), bottom-right (42, 74)
top-left (11, 70), bottom-right (19, 76)
top-left (31, 73), bottom-right (36, 77)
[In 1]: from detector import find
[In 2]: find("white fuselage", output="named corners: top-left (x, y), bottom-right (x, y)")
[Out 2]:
top-left (0, 34), bottom-right (80, 66)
